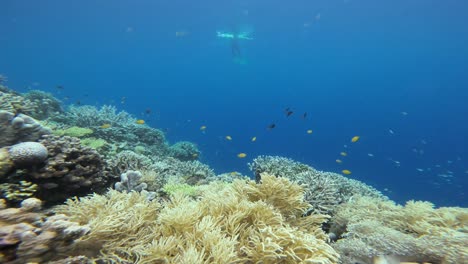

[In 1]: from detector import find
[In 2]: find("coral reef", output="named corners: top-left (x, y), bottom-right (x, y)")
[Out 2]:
top-left (52, 105), bottom-right (135, 127)
top-left (9, 135), bottom-right (113, 204)
top-left (107, 150), bottom-right (153, 176)
top-left (168, 141), bottom-right (200, 161)
top-left (0, 110), bottom-right (52, 148)
top-left (330, 196), bottom-right (468, 264)
top-left (115, 170), bottom-right (157, 200)
top-left (249, 155), bottom-right (311, 182)
top-left (22, 90), bottom-right (63, 119)
top-left (0, 181), bottom-right (38, 203)
top-left (53, 126), bottom-right (94, 138)
top-left (79, 137), bottom-right (107, 150)
top-left (249, 155), bottom-right (387, 214)
top-left (56, 174), bottom-right (339, 263)
top-left (50, 105), bottom-right (170, 158)
top-left (0, 89), bottom-right (62, 120)
top-left (8, 142), bottom-right (48, 167)
top-left (0, 198), bottom-right (90, 263)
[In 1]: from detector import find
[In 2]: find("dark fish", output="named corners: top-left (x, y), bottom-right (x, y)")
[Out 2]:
top-left (76, 100), bottom-right (81, 105)
top-left (145, 108), bottom-right (152, 114)
top-left (56, 85), bottom-right (64, 90)
top-left (303, 112), bottom-right (307, 119)
top-left (286, 110), bottom-right (293, 117)
top-left (267, 123), bottom-right (276, 130)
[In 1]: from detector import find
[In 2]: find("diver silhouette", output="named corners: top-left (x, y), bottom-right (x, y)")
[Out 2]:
top-left (231, 37), bottom-right (242, 59)
top-left (216, 27), bottom-right (252, 62)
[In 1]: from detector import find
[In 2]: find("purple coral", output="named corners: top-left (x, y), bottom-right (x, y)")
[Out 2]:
top-left (8, 142), bottom-right (48, 167)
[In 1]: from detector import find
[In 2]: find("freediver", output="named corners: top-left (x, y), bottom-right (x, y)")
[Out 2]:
top-left (231, 36), bottom-right (242, 59)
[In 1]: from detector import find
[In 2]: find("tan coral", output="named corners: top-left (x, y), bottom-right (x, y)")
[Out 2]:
top-left (56, 174), bottom-right (339, 263)
top-left (330, 196), bottom-right (468, 264)
top-left (0, 198), bottom-right (89, 264)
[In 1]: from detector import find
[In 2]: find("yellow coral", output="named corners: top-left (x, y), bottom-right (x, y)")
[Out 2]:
top-left (0, 148), bottom-right (14, 177)
top-left (56, 174), bottom-right (339, 263)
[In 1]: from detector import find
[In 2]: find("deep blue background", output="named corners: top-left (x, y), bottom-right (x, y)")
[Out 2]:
top-left (1, 0), bottom-right (467, 206)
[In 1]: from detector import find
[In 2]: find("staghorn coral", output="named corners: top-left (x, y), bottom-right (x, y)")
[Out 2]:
top-left (52, 105), bottom-right (135, 127)
top-left (330, 196), bottom-right (468, 264)
top-left (0, 110), bottom-right (52, 148)
top-left (56, 174), bottom-right (339, 263)
top-left (249, 155), bottom-right (311, 182)
top-left (0, 198), bottom-right (90, 264)
top-left (107, 150), bottom-right (153, 176)
top-left (150, 157), bottom-right (216, 186)
top-left (249, 155), bottom-right (387, 215)
top-left (14, 135), bottom-right (113, 204)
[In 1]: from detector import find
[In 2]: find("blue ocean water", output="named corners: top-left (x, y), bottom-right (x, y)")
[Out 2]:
top-left (1, 0), bottom-right (467, 207)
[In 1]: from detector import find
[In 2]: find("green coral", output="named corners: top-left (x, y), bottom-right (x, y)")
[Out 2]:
top-left (162, 183), bottom-right (200, 197)
top-left (81, 137), bottom-right (107, 149)
top-left (54, 126), bottom-right (94, 137)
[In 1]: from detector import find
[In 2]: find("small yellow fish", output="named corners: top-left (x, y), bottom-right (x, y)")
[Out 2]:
top-left (336, 159), bottom-right (342, 164)
top-left (340, 152), bottom-right (347, 156)
top-left (342, 169), bottom-right (352, 175)
top-left (230, 171), bottom-right (238, 176)
top-left (251, 136), bottom-right (257, 142)
top-left (307, 129), bottom-right (313, 134)
top-left (100, 123), bottom-right (111, 129)
top-left (226, 135), bottom-right (232, 140)
top-left (351, 136), bottom-right (360, 143)
top-left (192, 153), bottom-right (198, 158)
top-left (135, 119), bottom-right (145, 125)
top-left (237, 153), bottom-right (247, 158)
top-left (200, 125), bottom-right (207, 131)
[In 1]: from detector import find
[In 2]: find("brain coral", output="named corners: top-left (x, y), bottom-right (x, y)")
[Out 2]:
top-left (8, 142), bottom-right (48, 167)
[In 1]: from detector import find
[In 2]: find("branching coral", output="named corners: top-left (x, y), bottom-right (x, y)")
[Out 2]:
top-left (249, 155), bottom-right (311, 182)
top-left (330, 196), bottom-right (468, 264)
top-left (249, 155), bottom-right (387, 215)
top-left (56, 174), bottom-right (339, 263)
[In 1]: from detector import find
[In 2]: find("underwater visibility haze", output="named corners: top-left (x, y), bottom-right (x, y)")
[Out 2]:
top-left (0, 1), bottom-right (467, 263)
